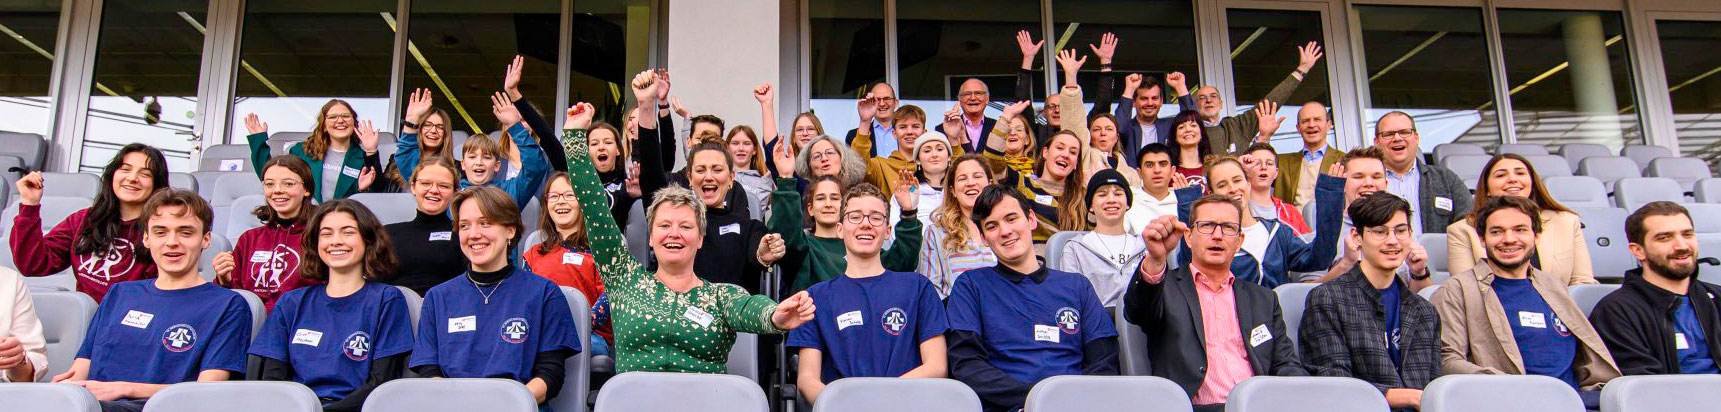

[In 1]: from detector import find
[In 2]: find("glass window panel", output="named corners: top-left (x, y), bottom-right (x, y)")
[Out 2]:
top-left (1496, 9), bottom-right (1642, 153)
top-left (82, 0), bottom-right (208, 172)
top-left (1225, 8), bottom-right (1331, 154)
top-left (807, 0), bottom-right (886, 136)
top-left (403, 0), bottom-right (561, 137)
top-left (894, 1), bottom-right (1045, 132)
top-left (0, 0), bottom-right (63, 136)
top-left (1052, 0), bottom-right (1199, 124)
top-left (1656, 20), bottom-right (1721, 174)
top-left (1357, 5), bottom-right (1498, 154)
top-left (570, 0), bottom-right (652, 127)
top-left (231, 1), bottom-right (397, 144)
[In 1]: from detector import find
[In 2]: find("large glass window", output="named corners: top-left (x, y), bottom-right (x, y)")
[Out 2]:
top-left (896, 1), bottom-right (1045, 132)
top-left (230, 1), bottom-right (397, 144)
top-left (1225, 8), bottom-right (1331, 154)
top-left (807, 0), bottom-right (886, 135)
top-left (1496, 9), bottom-right (1642, 153)
top-left (1052, 0), bottom-right (1199, 118)
top-left (570, 0), bottom-right (652, 127)
top-left (0, 0), bottom-right (63, 137)
top-left (402, 0), bottom-right (560, 137)
top-left (81, 0), bottom-right (208, 172)
top-left (1656, 20), bottom-right (1721, 173)
top-left (1356, 5), bottom-right (1498, 153)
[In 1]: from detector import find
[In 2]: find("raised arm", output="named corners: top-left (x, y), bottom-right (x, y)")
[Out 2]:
top-left (243, 113), bottom-right (273, 180)
top-left (395, 89), bottom-right (433, 184)
top-left (560, 100), bottom-right (645, 285)
top-left (756, 82), bottom-right (779, 150)
top-left (1087, 33), bottom-right (1119, 118)
top-left (1055, 49), bottom-right (1091, 145)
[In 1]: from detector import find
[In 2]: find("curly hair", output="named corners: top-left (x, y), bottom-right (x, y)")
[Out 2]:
top-left (299, 199), bottom-right (398, 281)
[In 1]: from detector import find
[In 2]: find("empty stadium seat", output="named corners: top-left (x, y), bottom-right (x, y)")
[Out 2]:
top-left (349, 193), bottom-right (418, 225)
top-left (2, 196), bottom-right (94, 279)
top-left (1573, 207), bottom-right (1635, 279)
top-left (1613, 177), bottom-right (1684, 211)
top-left (521, 197), bottom-right (543, 237)
top-left (8, 172), bottom-right (102, 198)
top-left (395, 286), bottom-right (423, 333)
top-left (231, 289), bottom-right (266, 336)
top-left (811, 378), bottom-right (980, 412)
top-left (210, 173), bottom-right (263, 236)
top-left (1691, 204), bottom-right (1721, 239)
top-left (190, 171), bottom-right (245, 201)
top-left (363, 378), bottom-right (539, 412)
top-left (1601, 374), bottom-right (1721, 412)
top-left (31, 288), bottom-right (97, 380)
top-left (1621, 145), bottom-right (1674, 171)
top-left (0, 131), bottom-right (49, 171)
top-left (224, 195), bottom-right (268, 240)
top-left (1701, 238), bottom-right (1721, 286)
top-left (1521, 154), bottom-right (1571, 178)
top-left (1441, 154), bottom-right (1492, 186)
top-left (1422, 374), bottom-right (1584, 412)
top-left (1544, 176), bottom-right (1610, 208)
top-left (1645, 157), bottom-right (1711, 192)
top-left (198, 233), bottom-right (232, 283)
top-left (1696, 178), bottom-right (1721, 203)
top-left (1044, 231), bottom-right (1087, 272)
top-left (199, 144), bottom-right (254, 172)
top-left (0, 383), bottom-right (99, 411)
top-left (624, 203), bottom-right (649, 265)
top-left (0, 155), bottom-right (24, 187)
top-left (594, 372), bottom-right (768, 412)
top-left (1497, 144), bottom-right (1549, 156)
top-left (728, 332), bottom-right (759, 382)
top-left (1569, 284), bottom-right (1619, 316)
top-left (1558, 143), bottom-right (1612, 173)
top-left (1025, 375), bottom-right (1189, 412)
top-left (1420, 233), bottom-right (1450, 276)
top-left (169, 172), bottom-right (198, 194)
top-left (1226, 376), bottom-right (1388, 412)
top-left (1576, 156), bottom-right (1641, 192)
top-left (1274, 283), bottom-right (1317, 351)
top-left (1433, 143), bottom-right (1486, 164)
top-left (141, 381), bottom-right (320, 412)
top-left (1112, 305), bottom-right (1150, 376)
top-left (551, 286), bottom-right (592, 412)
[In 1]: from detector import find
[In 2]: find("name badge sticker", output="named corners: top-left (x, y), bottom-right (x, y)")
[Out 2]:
top-left (1435, 197), bottom-right (1453, 211)
top-left (292, 329), bottom-right (324, 347)
top-left (1035, 195), bottom-right (1056, 205)
top-left (684, 306), bottom-right (715, 328)
top-left (448, 316), bottom-right (477, 333)
top-left (837, 311), bottom-right (864, 330)
top-left (719, 223), bottom-right (741, 235)
top-left (1677, 333), bottom-right (1691, 350)
top-left (342, 166), bottom-right (361, 178)
top-left (1249, 324), bottom-right (1273, 347)
top-left (429, 231), bottom-right (452, 241)
top-left (1034, 325), bottom-right (1060, 343)
top-left (1518, 311), bottom-right (1547, 329)
top-left (121, 310), bottom-right (155, 329)
top-left (250, 251), bottom-right (272, 263)
top-left (562, 252), bottom-right (584, 265)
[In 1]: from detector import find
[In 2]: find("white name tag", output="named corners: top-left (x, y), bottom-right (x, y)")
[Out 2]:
top-left (292, 329), bottom-right (324, 347)
top-left (1518, 311), bottom-right (1547, 329)
top-left (1434, 196), bottom-right (1453, 211)
top-left (1249, 324), bottom-right (1272, 347)
top-left (1034, 325), bottom-right (1060, 343)
top-left (121, 310), bottom-right (155, 329)
top-left (429, 231), bottom-right (452, 241)
top-left (562, 252), bottom-right (584, 265)
top-left (341, 166), bottom-right (361, 178)
top-left (1035, 195), bottom-right (1056, 205)
top-left (1677, 333), bottom-right (1691, 350)
top-left (448, 315), bottom-right (477, 333)
top-left (684, 306), bottom-right (715, 328)
top-left (250, 251), bottom-right (273, 263)
top-left (219, 159), bottom-right (244, 171)
top-left (837, 311), bottom-right (864, 330)
top-left (719, 223), bottom-right (740, 235)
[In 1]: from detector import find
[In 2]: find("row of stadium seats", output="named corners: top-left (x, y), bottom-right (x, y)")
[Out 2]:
top-left (1433, 142), bottom-right (1683, 173)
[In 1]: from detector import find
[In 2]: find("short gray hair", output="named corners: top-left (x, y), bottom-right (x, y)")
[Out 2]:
top-left (646, 185), bottom-right (707, 236)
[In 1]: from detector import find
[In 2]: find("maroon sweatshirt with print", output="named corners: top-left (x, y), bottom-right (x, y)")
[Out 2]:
top-left (229, 219), bottom-right (318, 311)
top-left (9, 205), bottom-right (157, 302)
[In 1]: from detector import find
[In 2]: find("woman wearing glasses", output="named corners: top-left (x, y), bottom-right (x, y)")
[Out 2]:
top-left (1174, 156), bottom-right (1344, 288)
top-left (382, 158), bottom-right (468, 295)
top-left (243, 100), bottom-right (383, 202)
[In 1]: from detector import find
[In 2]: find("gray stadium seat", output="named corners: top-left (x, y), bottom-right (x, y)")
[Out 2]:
top-left (141, 381), bottom-right (320, 412)
top-left (210, 173), bottom-right (263, 236)
top-left (395, 286), bottom-right (423, 333)
top-left (1573, 207), bottom-right (1635, 280)
top-left (31, 288), bottom-right (97, 380)
top-left (1701, 238), bottom-right (1721, 286)
top-left (225, 195), bottom-right (268, 240)
top-left (1522, 154), bottom-right (1571, 178)
top-left (1558, 143), bottom-right (1612, 173)
top-left (1690, 204), bottom-right (1721, 240)
top-left (1418, 284), bottom-right (1441, 301)
top-left (1621, 145), bottom-right (1673, 171)
top-left (10, 172), bottom-right (102, 198)
top-left (349, 193), bottom-right (418, 225)
top-left (1225, 376), bottom-right (1388, 412)
top-left (363, 378), bottom-right (539, 412)
top-left (0, 383), bottom-right (99, 411)
top-left (1420, 233), bottom-right (1451, 275)
top-left (728, 332), bottom-right (759, 382)
top-left (811, 378), bottom-right (981, 412)
top-left (594, 372), bottom-right (768, 412)
top-left (1113, 305), bottom-right (1150, 376)
top-left (552, 286), bottom-right (592, 412)
top-left (1274, 283), bottom-right (1317, 352)
top-left (1613, 177), bottom-right (1684, 211)
top-left (1441, 154), bottom-right (1492, 185)
top-left (1696, 178), bottom-right (1721, 203)
top-left (625, 203), bottom-right (649, 265)
top-left (1422, 374), bottom-right (1584, 412)
top-left (170, 172), bottom-right (198, 194)
top-left (519, 231), bottom-right (547, 263)
top-left (1576, 156), bottom-right (1641, 193)
top-left (521, 197), bottom-right (543, 236)
top-left (1497, 144), bottom-right (1549, 156)
top-left (1544, 176), bottom-right (1610, 208)
top-left (1569, 284), bottom-right (1620, 316)
top-left (1025, 375), bottom-right (1189, 412)
top-left (231, 289), bottom-right (266, 337)
top-left (199, 144), bottom-right (254, 172)
top-left (0, 131), bottom-right (49, 170)
top-left (1601, 374), bottom-right (1721, 412)
top-left (198, 233), bottom-right (232, 283)
top-left (1645, 157), bottom-right (1711, 192)
top-left (190, 171), bottom-right (245, 201)
top-left (2, 196), bottom-right (94, 284)
top-left (1044, 230), bottom-right (1087, 272)
top-left (0, 155), bottom-right (24, 188)
top-left (1433, 143), bottom-right (1485, 164)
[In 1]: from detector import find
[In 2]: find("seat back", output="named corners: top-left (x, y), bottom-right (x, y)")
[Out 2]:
top-left (811, 378), bottom-right (981, 412)
top-left (1044, 231), bottom-right (1087, 272)
top-left (12, 173), bottom-right (103, 198)
top-left (1274, 283), bottom-right (1318, 351)
top-left (551, 286), bottom-right (593, 412)
top-left (199, 144), bottom-right (254, 172)
top-left (1696, 178), bottom-right (1721, 203)
top-left (1544, 176), bottom-right (1610, 208)
top-left (30, 288), bottom-right (97, 380)
top-left (141, 381), bottom-right (320, 412)
top-left (395, 286), bottom-right (423, 333)
top-left (1433, 143), bottom-right (1485, 164)
top-left (1419, 233), bottom-right (1451, 275)
top-left (169, 172), bottom-right (199, 194)
top-left (225, 195), bottom-right (268, 240)
top-left (190, 171), bottom-right (243, 200)
top-left (1522, 154), bottom-right (1571, 178)
top-left (1558, 143), bottom-right (1612, 173)
top-left (231, 289), bottom-right (266, 337)
top-left (1442, 154), bottom-right (1492, 187)
top-left (1422, 374), bottom-right (1584, 412)
top-left (1418, 284), bottom-right (1441, 301)
top-left (0, 383), bottom-right (99, 412)
top-left (625, 203), bottom-right (650, 265)
top-left (1614, 177), bottom-right (1684, 211)
top-left (1497, 144), bottom-right (1549, 156)
top-left (363, 378), bottom-right (539, 412)
top-left (1573, 207), bottom-right (1635, 280)
top-left (0, 131), bottom-right (48, 170)
top-left (1577, 156), bottom-right (1642, 192)
top-left (199, 233), bottom-right (232, 282)
top-left (1600, 374), bottom-right (1721, 412)
top-left (728, 332), bottom-right (759, 382)
top-left (349, 193), bottom-right (418, 225)
top-left (1024, 375), bottom-right (1190, 412)
top-left (1689, 204), bottom-right (1721, 241)
top-left (1113, 304), bottom-right (1151, 376)
top-left (1569, 284), bottom-right (1621, 316)
top-left (1621, 145), bottom-right (1674, 170)
top-left (1645, 157), bottom-right (1711, 192)
top-left (1226, 376), bottom-right (1389, 412)
top-left (594, 372), bottom-right (768, 412)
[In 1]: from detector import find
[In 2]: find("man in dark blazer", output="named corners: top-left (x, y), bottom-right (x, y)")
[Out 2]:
top-left (934, 78), bottom-right (997, 154)
top-left (1125, 195), bottom-right (1306, 412)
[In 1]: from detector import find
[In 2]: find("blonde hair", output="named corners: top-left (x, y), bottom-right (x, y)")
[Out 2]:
top-left (935, 154), bottom-right (994, 253)
top-left (647, 185), bottom-right (707, 236)
top-left (725, 125), bottom-right (766, 173)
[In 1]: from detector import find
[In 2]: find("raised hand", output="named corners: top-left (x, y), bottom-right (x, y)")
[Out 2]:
top-left (771, 135), bottom-right (796, 179)
top-left (1015, 30), bottom-right (1044, 69)
top-left (1123, 73), bottom-right (1144, 96)
top-left (1296, 41), bottom-right (1324, 74)
top-left (1139, 215), bottom-right (1189, 275)
top-left (1056, 49), bottom-right (1087, 86)
top-left (1000, 100), bottom-right (1031, 122)
top-left (491, 92), bottom-right (523, 127)
top-left (356, 166), bottom-right (376, 191)
top-left (504, 55), bottom-right (525, 101)
top-left (1170, 171), bottom-right (1189, 189)
top-left (1166, 72), bottom-right (1189, 96)
top-left (857, 93), bottom-right (879, 123)
top-left (942, 104), bottom-right (967, 144)
top-left (753, 82), bottom-right (774, 104)
top-left (355, 119), bottom-right (380, 153)
top-left (655, 68), bottom-right (672, 103)
top-left (564, 102), bottom-right (595, 130)
top-left (1089, 32), bottom-right (1118, 65)
top-left (771, 291), bottom-right (818, 330)
top-left (630, 70), bottom-right (659, 107)
top-left (211, 251), bottom-right (235, 286)
top-left (1252, 100), bottom-right (1283, 142)
top-left (1407, 241), bottom-right (1429, 278)
top-left (670, 96), bottom-right (690, 119)
top-left (1326, 162), bottom-right (1346, 178)
top-left (404, 88), bottom-right (434, 124)
top-left (244, 113), bottom-right (268, 135)
top-left (625, 161), bottom-right (642, 197)
top-left (894, 168), bottom-right (918, 211)
top-left (757, 233), bottom-right (787, 265)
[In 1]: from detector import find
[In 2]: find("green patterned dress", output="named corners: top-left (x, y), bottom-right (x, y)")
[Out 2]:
top-left (560, 128), bottom-right (784, 374)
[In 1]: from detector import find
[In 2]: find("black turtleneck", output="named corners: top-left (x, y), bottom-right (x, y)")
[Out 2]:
top-left (383, 210), bottom-right (469, 295)
top-left (467, 263), bottom-right (514, 284)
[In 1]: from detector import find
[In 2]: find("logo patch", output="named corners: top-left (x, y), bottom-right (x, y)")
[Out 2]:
top-left (343, 332), bottom-right (373, 361)
top-left (1553, 316), bottom-right (1572, 337)
top-left (250, 244), bottom-right (302, 292)
top-left (881, 308), bottom-right (908, 336)
top-left (1055, 307), bottom-right (1081, 335)
top-left (500, 317), bottom-right (530, 343)
top-left (77, 238), bottom-right (137, 282)
top-left (162, 324), bottom-right (197, 352)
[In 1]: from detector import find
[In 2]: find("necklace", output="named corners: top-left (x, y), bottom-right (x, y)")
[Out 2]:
top-left (468, 272), bottom-right (506, 304)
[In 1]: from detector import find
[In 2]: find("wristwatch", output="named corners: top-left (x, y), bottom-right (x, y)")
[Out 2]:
top-left (401, 120), bottom-right (420, 129)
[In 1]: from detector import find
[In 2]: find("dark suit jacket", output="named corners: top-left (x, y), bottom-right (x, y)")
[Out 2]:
top-left (1123, 266), bottom-right (1307, 398)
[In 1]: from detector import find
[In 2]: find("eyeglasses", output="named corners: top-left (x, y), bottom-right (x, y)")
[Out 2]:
top-left (810, 149), bottom-right (840, 162)
top-left (959, 91), bottom-right (989, 98)
top-left (421, 122), bottom-right (447, 132)
top-left (843, 212), bottom-right (888, 226)
top-left (874, 96), bottom-right (898, 103)
top-left (546, 192), bottom-right (577, 203)
top-left (793, 126), bottom-right (820, 134)
top-left (414, 180), bottom-right (454, 192)
top-left (1193, 93), bottom-right (1222, 102)
top-left (324, 114), bottom-right (354, 121)
top-left (263, 180), bottom-right (302, 190)
top-left (1363, 225), bottom-right (1413, 241)
top-left (1193, 221), bottom-right (1242, 236)
top-left (1376, 129), bottom-right (1416, 140)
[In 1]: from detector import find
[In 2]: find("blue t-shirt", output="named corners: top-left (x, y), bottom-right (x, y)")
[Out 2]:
top-left (786, 271), bottom-right (949, 383)
top-left (250, 283), bottom-right (416, 399)
top-left (945, 266), bottom-right (1117, 384)
top-left (1673, 296), bottom-right (1719, 374)
top-left (78, 280), bottom-right (252, 384)
top-left (409, 268), bottom-right (581, 383)
top-left (1380, 281), bottom-right (1402, 369)
top-left (1491, 277), bottom-right (1578, 387)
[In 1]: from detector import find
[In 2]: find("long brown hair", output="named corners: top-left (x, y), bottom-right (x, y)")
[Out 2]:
top-left (935, 154), bottom-right (994, 253)
top-left (299, 199), bottom-right (397, 281)
top-left (1467, 153), bottom-right (1572, 224)
top-left (252, 155), bottom-right (317, 224)
top-left (1038, 130), bottom-right (1089, 231)
top-left (535, 172), bottom-right (590, 255)
top-left (790, 112), bottom-right (827, 154)
top-left (305, 99), bottom-right (357, 161)
top-left (726, 125), bottom-right (766, 174)
top-left (76, 143), bottom-right (170, 255)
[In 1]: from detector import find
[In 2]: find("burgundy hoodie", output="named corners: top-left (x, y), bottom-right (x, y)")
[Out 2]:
top-left (229, 219), bottom-right (317, 311)
top-left (9, 205), bottom-right (157, 302)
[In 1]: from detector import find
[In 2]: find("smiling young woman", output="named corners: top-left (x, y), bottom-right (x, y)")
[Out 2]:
top-left (212, 155), bottom-right (319, 310)
top-left (9, 143), bottom-right (168, 302)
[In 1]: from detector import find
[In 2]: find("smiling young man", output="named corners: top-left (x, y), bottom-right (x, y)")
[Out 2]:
top-left (1372, 111), bottom-right (1470, 235)
top-left (52, 189), bottom-right (252, 412)
top-left (946, 185), bottom-right (1117, 412)
top-left (1590, 201), bottom-right (1721, 376)
top-left (855, 105), bottom-right (956, 203)
top-left (1061, 169), bottom-right (1146, 308)
top-left (1125, 143), bottom-right (1182, 235)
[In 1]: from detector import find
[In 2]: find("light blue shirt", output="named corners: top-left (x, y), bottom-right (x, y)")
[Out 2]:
top-left (1303, 147), bottom-right (1327, 164)
top-left (1384, 162), bottom-right (1424, 233)
top-left (872, 119), bottom-right (897, 155)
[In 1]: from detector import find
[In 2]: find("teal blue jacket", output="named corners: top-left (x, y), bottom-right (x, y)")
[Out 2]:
top-left (247, 132), bottom-right (381, 202)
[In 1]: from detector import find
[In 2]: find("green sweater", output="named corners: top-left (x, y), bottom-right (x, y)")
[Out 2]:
top-left (560, 128), bottom-right (783, 374)
top-left (245, 132), bottom-right (379, 202)
top-left (767, 178), bottom-right (922, 292)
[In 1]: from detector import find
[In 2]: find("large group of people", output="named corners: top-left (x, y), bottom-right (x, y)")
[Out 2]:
top-left (2, 31), bottom-right (1716, 412)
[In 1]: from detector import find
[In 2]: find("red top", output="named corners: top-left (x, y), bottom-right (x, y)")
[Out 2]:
top-left (522, 243), bottom-right (610, 342)
top-left (1176, 166), bottom-right (1208, 192)
top-left (1271, 196), bottom-right (1312, 236)
top-left (227, 219), bottom-right (318, 311)
top-left (9, 205), bottom-right (156, 302)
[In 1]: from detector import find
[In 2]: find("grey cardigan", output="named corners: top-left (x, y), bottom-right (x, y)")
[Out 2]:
top-left (1412, 159), bottom-right (1472, 234)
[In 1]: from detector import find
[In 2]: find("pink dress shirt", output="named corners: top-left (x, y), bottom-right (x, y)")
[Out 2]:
top-left (1144, 267), bottom-right (1255, 405)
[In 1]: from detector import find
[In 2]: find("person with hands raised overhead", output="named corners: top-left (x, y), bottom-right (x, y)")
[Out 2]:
top-left (212, 155), bottom-right (319, 311)
top-left (1180, 41), bottom-right (1323, 155)
top-left (378, 88), bottom-right (456, 193)
top-left (500, 55), bottom-right (570, 174)
top-left (10, 144), bottom-right (166, 302)
top-left (243, 99), bottom-right (382, 202)
top-left (1115, 70), bottom-right (1192, 167)
top-left (981, 100), bottom-right (1037, 177)
top-left (558, 100), bottom-right (816, 374)
top-left (1049, 46), bottom-right (1141, 188)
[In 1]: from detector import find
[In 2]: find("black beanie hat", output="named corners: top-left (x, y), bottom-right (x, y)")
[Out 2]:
top-left (1085, 168), bottom-right (1134, 207)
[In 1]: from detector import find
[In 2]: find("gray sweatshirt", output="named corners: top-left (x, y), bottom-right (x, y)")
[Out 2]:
top-left (1058, 231), bottom-right (1147, 308)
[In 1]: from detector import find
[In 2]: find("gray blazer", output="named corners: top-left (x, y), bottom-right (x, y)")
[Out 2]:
top-left (1414, 159), bottom-right (1472, 234)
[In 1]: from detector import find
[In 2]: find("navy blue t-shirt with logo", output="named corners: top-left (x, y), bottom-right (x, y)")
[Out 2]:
top-left (1380, 280), bottom-right (1402, 369)
top-left (1491, 277), bottom-right (1578, 387)
top-left (786, 271), bottom-right (948, 383)
top-left (77, 280), bottom-right (252, 384)
top-left (945, 266), bottom-right (1117, 384)
top-left (409, 268), bottom-right (580, 383)
top-left (250, 282), bottom-right (415, 399)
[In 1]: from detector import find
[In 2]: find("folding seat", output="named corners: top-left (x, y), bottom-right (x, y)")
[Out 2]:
top-left (1043, 231), bottom-right (1087, 272)
top-left (0, 383), bottom-right (99, 411)
top-left (395, 286), bottom-right (423, 333)
top-left (551, 286), bottom-right (593, 412)
top-left (364, 378), bottom-right (539, 412)
top-left (1690, 204), bottom-right (1721, 242)
top-left (141, 381), bottom-right (320, 412)
top-left (1422, 374), bottom-right (1584, 412)
top-left (1558, 143), bottom-right (1612, 173)
top-left (348, 193), bottom-right (418, 225)
top-left (31, 288), bottom-right (98, 379)
top-left (1024, 375), bottom-right (1187, 412)
top-left (0, 131), bottom-right (49, 170)
top-left (1433, 143), bottom-right (1485, 164)
top-left (1572, 207), bottom-right (1634, 280)
top-left (190, 171), bottom-right (244, 201)
top-left (1441, 154), bottom-right (1492, 188)
top-left (1113, 304), bottom-right (1151, 376)
top-left (811, 378), bottom-right (980, 412)
top-left (1497, 143), bottom-right (1549, 156)
top-left (594, 372), bottom-right (767, 412)
top-left (224, 195), bottom-right (268, 240)
top-left (231, 289), bottom-right (266, 336)
top-left (1613, 177), bottom-right (1683, 211)
top-left (1225, 376), bottom-right (1388, 412)
top-left (1645, 157), bottom-right (1712, 192)
top-left (1274, 283), bottom-right (1318, 352)
top-left (2, 196), bottom-right (93, 286)
top-left (0, 155), bottom-right (24, 189)
top-left (169, 172), bottom-right (198, 194)
top-left (728, 333), bottom-right (759, 382)
top-left (521, 197), bottom-right (543, 237)
top-left (1419, 233), bottom-right (1451, 278)
top-left (1522, 154), bottom-right (1571, 178)
top-left (198, 233), bottom-right (231, 283)
top-left (1543, 176), bottom-right (1609, 208)
top-left (1418, 285), bottom-right (1441, 301)
top-left (1568, 284), bottom-right (1620, 316)
top-left (1575, 156), bottom-right (1641, 192)
top-left (209, 173), bottom-right (263, 236)
top-left (9, 172), bottom-right (102, 198)
top-left (1696, 178), bottom-right (1721, 203)
top-left (1620, 145), bottom-right (1673, 171)
top-left (1601, 373), bottom-right (1721, 411)
top-left (625, 203), bottom-right (650, 264)
top-left (198, 144), bottom-right (254, 172)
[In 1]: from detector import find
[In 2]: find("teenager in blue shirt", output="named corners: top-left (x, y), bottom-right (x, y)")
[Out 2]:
top-left (250, 199), bottom-right (415, 412)
top-left (51, 189), bottom-right (252, 412)
top-left (409, 186), bottom-right (580, 406)
top-left (946, 185), bottom-right (1118, 412)
top-left (789, 182), bottom-right (949, 403)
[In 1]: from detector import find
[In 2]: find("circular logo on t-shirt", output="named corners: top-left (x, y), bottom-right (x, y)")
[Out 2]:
top-left (1056, 307), bottom-right (1081, 335)
top-left (881, 308), bottom-right (908, 336)
top-left (1553, 316), bottom-right (1572, 337)
top-left (250, 244), bottom-right (303, 292)
top-left (162, 324), bottom-right (198, 352)
top-left (343, 331), bottom-right (373, 361)
top-left (500, 317), bottom-right (531, 344)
